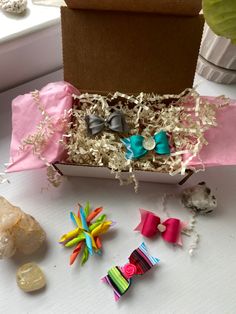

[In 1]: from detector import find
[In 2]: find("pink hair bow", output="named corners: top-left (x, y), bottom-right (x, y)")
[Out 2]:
top-left (134, 209), bottom-right (186, 246)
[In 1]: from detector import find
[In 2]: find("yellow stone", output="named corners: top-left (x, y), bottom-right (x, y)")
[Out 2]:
top-left (16, 263), bottom-right (46, 292)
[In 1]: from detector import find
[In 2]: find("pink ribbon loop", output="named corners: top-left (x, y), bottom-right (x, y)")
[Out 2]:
top-left (162, 218), bottom-right (181, 244)
top-left (134, 209), bottom-right (185, 246)
top-left (134, 209), bottom-right (160, 237)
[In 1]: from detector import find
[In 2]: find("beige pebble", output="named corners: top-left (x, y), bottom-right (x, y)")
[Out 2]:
top-left (16, 263), bottom-right (46, 292)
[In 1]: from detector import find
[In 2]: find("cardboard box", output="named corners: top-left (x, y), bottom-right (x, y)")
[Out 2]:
top-left (58, 0), bottom-right (204, 184)
top-left (61, 1), bottom-right (204, 95)
top-left (65, 0), bottom-right (202, 16)
top-left (54, 163), bottom-right (193, 185)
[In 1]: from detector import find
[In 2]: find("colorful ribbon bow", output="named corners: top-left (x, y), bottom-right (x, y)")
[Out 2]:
top-left (121, 130), bottom-right (170, 160)
top-left (102, 242), bottom-right (159, 301)
top-left (135, 209), bottom-right (186, 246)
top-left (59, 202), bottom-right (114, 265)
top-left (85, 111), bottom-right (129, 135)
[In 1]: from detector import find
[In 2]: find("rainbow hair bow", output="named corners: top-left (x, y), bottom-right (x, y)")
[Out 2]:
top-left (121, 130), bottom-right (170, 160)
top-left (102, 243), bottom-right (159, 301)
top-left (135, 209), bottom-right (186, 246)
top-left (59, 202), bottom-right (114, 265)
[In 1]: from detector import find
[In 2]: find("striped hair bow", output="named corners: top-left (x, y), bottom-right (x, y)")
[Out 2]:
top-left (135, 209), bottom-right (186, 246)
top-left (101, 242), bottom-right (159, 301)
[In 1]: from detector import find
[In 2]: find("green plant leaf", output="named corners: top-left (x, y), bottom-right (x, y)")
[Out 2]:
top-left (203, 0), bottom-right (236, 44)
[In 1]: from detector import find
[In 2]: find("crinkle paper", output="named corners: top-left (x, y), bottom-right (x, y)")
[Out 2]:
top-left (62, 89), bottom-right (227, 188)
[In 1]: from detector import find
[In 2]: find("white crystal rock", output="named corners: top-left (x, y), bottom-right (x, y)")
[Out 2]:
top-left (0, 0), bottom-right (27, 14)
top-left (0, 196), bottom-right (46, 259)
top-left (181, 182), bottom-right (217, 214)
top-left (0, 231), bottom-right (16, 259)
top-left (16, 263), bottom-right (46, 292)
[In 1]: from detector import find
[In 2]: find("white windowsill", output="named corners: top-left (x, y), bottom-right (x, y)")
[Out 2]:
top-left (0, 2), bottom-right (62, 92)
top-left (0, 1), bottom-right (60, 43)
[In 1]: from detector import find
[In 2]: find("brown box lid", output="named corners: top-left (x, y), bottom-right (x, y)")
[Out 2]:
top-left (61, 6), bottom-right (204, 95)
top-left (65, 0), bottom-right (202, 16)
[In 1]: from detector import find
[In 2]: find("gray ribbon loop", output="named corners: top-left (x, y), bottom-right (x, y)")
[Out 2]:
top-left (85, 111), bottom-right (129, 135)
top-left (85, 115), bottom-right (105, 135)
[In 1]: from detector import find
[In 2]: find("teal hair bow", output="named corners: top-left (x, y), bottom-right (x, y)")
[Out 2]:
top-left (121, 131), bottom-right (170, 160)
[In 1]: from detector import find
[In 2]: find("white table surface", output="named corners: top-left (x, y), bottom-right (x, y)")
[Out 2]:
top-left (1, 72), bottom-right (236, 314)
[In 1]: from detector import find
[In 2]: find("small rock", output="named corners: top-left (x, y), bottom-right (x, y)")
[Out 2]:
top-left (181, 182), bottom-right (217, 214)
top-left (0, 0), bottom-right (27, 14)
top-left (16, 263), bottom-right (46, 292)
top-left (0, 231), bottom-right (16, 259)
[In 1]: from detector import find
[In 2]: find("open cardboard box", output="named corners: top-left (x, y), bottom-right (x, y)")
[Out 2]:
top-left (55, 0), bottom-right (204, 184)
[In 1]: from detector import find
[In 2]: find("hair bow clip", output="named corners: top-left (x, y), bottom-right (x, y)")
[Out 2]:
top-left (135, 209), bottom-right (187, 246)
top-left (121, 130), bottom-right (170, 160)
top-left (85, 110), bottom-right (129, 135)
top-left (102, 242), bottom-right (159, 301)
top-left (159, 183), bottom-right (217, 256)
top-left (59, 202), bottom-right (114, 266)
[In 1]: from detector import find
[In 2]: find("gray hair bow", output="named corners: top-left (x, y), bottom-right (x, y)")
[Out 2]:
top-left (85, 111), bottom-right (129, 135)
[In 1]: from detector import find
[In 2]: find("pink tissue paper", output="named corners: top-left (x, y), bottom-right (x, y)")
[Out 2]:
top-left (190, 97), bottom-right (236, 168)
top-left (7, 81), bottom-right (78, 173)
top-left (6, 81), bottom-right (236, 174)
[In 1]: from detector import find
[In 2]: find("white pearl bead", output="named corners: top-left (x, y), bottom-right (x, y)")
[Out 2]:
top-left (143, 137), bottom-right (156, 151)
top-left (157, 224), bottom-right (166, 233)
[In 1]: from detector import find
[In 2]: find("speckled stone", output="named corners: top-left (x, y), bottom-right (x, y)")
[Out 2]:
top-left (0, 0), bottom-right (27, 14)
top-left (181, 182), bottom-right (217, 214)
top-left (16, 263), bottom-right (46, 292)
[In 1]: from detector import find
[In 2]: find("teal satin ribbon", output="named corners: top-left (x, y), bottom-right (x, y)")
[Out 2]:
top-left (121, 131), bottom-right (170, 160)
top-left (79, 207), bottom-right (93, 256)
